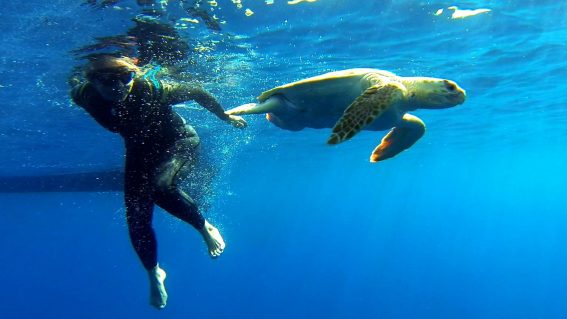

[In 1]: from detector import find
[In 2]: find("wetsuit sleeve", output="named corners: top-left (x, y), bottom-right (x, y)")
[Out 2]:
top-left (160, 81), bottom-right (230, 121)
top-left (71, 83), bottom-right (120, 133)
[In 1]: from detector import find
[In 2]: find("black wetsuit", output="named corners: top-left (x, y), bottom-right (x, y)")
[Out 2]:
top-left (72, 78), bottom-right (226, 270)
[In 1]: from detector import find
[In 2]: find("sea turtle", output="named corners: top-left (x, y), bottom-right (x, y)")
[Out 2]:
top-left (226, 68), bottom-right (466, 162)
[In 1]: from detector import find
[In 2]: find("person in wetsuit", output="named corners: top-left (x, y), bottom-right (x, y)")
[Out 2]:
top-left (71, 55), bottom-right (246, 309)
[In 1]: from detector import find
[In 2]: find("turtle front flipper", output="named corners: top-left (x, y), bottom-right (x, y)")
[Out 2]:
top-left (327, 82), bottom-right (406, 145)
top-left (370, 113), bottom-right (425, 162)
top-left (226, 96), bottom-right (284, 115)
top-left (225, 103), bottom-right (259, 115)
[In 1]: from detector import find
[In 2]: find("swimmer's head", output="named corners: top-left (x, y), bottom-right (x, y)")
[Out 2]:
top-left (86, 56), bottom-right (139, 102)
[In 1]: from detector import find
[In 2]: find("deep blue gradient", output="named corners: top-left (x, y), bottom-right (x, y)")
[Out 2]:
top-left (1, 1), bottom-right (566, 318)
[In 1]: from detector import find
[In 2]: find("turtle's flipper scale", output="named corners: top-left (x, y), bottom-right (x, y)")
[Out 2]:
top-left (327, 82), bottom-right (405, 145)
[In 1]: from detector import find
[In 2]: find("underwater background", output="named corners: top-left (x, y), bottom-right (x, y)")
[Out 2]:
top-left (1, 0), bottom-right (566, 318)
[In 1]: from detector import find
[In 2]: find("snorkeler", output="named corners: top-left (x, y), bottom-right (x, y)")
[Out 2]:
top-left (71, 55), bottom-right (246, 309)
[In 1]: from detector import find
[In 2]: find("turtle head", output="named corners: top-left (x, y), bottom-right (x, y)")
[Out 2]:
top-left (404, 77), bottom-right (466, 109)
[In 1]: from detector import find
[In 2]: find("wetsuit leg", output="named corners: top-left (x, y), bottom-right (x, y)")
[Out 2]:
top-left (153, 137), bottom-right (205, 230)
top-left (125, 152), bottom-right (158, 270)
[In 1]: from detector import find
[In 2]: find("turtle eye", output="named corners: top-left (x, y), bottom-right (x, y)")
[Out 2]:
top-left (444, 80), bottom-right (457, 92)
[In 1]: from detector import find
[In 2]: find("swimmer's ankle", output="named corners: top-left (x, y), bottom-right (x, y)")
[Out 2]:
top-left (199, 220), bottom-right (212, 232)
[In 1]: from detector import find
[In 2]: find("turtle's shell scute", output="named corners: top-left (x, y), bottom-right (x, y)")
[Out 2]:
top-left (258, 68), bottom-right (396, 102)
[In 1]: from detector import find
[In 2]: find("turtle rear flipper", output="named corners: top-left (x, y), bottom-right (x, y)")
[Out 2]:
top-left (327, 82), bottom-right (406, 145)
top-left (370, 113), bottom-right (425, 162)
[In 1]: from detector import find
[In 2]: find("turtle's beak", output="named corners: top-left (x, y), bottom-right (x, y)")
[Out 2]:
top-left (452, 86), bottom-right (466, 105)
top-left (431, 80), bottom-right (466, 108)
top-left (449, 80), bottom-right (466, 105)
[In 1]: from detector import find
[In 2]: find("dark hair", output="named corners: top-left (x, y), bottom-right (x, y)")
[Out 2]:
top-left (85, 55), bottom-right (140, 80)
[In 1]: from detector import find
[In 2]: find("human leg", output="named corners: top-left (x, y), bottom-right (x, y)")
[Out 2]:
top-left (153, 138), bottom-right (225, 257)
top-left (125, 168), bottom-right (158, 270)
top-left (124, 154), bottom-right (167, 308)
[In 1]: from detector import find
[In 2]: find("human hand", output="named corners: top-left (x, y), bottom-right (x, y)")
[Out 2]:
top-left (226, 114), bottom-right (247, 128)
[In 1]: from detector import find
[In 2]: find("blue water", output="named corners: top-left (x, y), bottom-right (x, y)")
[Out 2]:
top-left (1, 0), bottom-right (566, 318)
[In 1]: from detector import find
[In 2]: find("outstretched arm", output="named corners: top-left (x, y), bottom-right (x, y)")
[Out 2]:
top-left (160, 81), bottom-right (247, 128)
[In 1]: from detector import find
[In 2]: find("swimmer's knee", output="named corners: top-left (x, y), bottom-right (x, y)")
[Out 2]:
top-left (154, 158), bottom-right (181, 191)
top-left (154, 173), bottom-right (177, 195)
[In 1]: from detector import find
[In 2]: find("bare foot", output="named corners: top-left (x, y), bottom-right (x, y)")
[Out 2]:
top-left (199, 220), bottom-right (226, 258)
top-left (148, 265), bottom-right (167, 309)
